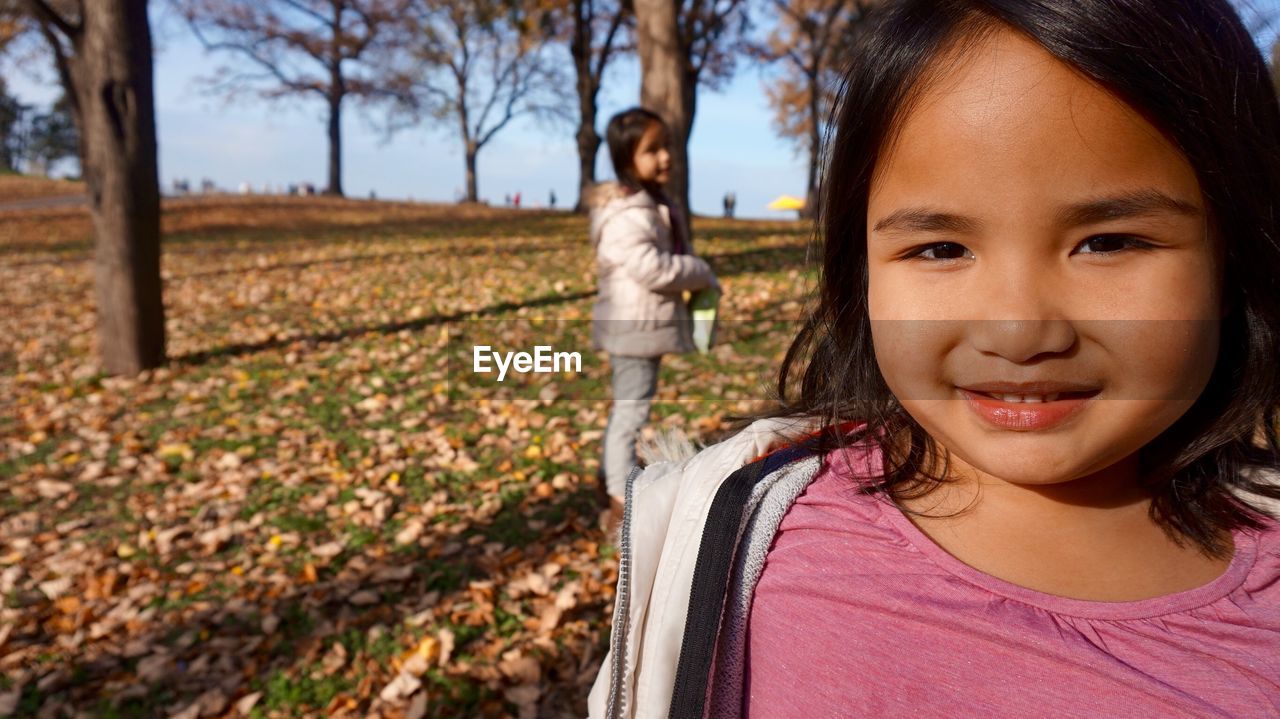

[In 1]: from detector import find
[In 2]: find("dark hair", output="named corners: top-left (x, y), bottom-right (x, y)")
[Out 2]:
top-left (775, 0), bottom-right (1280, 555)
top-left (606, 107), bottom-right (667, 198)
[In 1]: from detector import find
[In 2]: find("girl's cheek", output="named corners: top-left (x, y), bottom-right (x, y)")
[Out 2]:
top-left (1089, 319), bottom-right (1219, 400)
top-left (870, 319), bottom-right (961, 401)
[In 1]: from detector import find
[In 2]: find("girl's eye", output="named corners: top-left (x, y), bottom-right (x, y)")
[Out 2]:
top-left (905, 242), bottom-right (973, 261)
top-left (1074, 234), bottom-right (1153, 254)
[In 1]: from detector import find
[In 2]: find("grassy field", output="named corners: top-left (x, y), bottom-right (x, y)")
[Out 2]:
top-left (0, 193), bottom-right (810, 717)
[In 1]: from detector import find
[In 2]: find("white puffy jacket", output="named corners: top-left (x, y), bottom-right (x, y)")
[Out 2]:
top-left (590, 184), bottom-right (717, 357)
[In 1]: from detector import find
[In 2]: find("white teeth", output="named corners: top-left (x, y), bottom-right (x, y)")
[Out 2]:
top-left (992, 393), bottom-right (1060, 403)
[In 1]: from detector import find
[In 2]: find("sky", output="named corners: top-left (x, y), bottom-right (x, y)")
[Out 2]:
top-left (4, 9), bottom-right (806, 220)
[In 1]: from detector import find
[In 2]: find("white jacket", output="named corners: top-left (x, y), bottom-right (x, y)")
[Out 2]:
top-left (587, 417), bottom-right (818, 718)
top-left (590, 184), bottom-right (716, 357)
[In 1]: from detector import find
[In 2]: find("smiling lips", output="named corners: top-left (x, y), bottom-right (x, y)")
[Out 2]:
top-left (958, 384), bottom-right (1100, 431)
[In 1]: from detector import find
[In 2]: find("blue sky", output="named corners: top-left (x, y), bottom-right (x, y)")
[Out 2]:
top-left (5, 10), bottom-right (806, 220)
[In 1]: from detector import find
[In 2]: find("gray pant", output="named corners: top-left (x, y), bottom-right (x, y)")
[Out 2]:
top-left (602, 354), bottom-right (662, 498)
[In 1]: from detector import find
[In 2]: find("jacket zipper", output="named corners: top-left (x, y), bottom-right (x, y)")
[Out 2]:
top-left (606, 464), bottom-right (642, 718)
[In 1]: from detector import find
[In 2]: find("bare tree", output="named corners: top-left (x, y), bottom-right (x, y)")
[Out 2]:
top-left (24, 0), bottom-right (165, 374)
top-left (634, 0), bottom-right (746, 237)
top-left (565, 0), bottom-right (630, 212)
top-left (749, 0), bottom-right (875, 217)
top-left (411, 0), bottom-right (567, 204)
top-left (176, 0), bottom-right (411, 196)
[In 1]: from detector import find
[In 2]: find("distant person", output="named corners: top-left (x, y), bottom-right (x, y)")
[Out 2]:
top-left (504, 193), bottom-right (512, 207)
top-left (723, 191), bottom-right (737, 218)
top-left (514, 192), bottom-right (522, 209)
top-left (590, 107), bottom-right (719, 534)
top-left (549, 189), bottom-right (557, 209)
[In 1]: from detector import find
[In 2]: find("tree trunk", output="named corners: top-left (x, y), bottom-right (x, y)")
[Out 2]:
top-left (804, 75), bottom-right (821, 220)
top-left (634, 0), bottom-right (692, 240)
top-left (67, 0), bottom-right (164, 375)
top-left (324, 88), bottom-right (343, 196)
top-left (464, 141), bottom-right (478, 202)
top-left (574, 115), bottom-right (600, 213)
top-left (678, 63), bottom-right (697, 233)
top-left (571, 5), bottom-right (600, 214)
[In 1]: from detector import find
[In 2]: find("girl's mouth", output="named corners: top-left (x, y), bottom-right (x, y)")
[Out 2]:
top-left (958, 387), bottom-right (1100, 431)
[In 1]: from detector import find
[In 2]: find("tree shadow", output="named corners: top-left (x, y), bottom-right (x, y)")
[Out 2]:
top-left (173, 290), bottom-right (599, 368)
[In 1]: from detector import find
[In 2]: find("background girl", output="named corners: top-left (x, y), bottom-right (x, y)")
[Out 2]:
top-left (590, 108), bottom-right (718, 530)
top-left (591, 1), bottom-right (1280, 717)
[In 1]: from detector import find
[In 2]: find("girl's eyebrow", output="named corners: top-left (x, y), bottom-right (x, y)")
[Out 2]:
top-left (872, 209), bottom-right (979, 235)
top-left (1057, 189), bottom-right (1202, 226)
top-left (871, 189), bottom-right (1202, 236)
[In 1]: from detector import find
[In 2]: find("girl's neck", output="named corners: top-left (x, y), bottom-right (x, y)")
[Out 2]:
top-left (897, 452), bottom-right (1234, 601)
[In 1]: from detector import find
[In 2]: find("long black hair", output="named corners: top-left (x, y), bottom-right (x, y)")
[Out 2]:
top-left (605, 107), bottom-right (667, 199)
top-left (775, 0), bottom-right (1280, 555)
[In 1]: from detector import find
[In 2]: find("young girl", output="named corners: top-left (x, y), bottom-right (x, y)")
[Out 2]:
top-left (591, 108), bottom-right (719, 528)
top-left (589, 1), bottom-right (1280, 717)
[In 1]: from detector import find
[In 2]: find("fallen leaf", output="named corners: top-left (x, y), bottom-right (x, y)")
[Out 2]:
top-left (379, 672), bottom-right (422, 703)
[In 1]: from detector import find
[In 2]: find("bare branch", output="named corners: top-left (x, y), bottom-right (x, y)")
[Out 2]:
top-left (23, 0), bottom-right (77, 39)
top-left (277, 0), bottom-right (332, 27)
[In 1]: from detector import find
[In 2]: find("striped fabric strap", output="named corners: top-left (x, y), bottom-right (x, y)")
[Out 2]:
top-left (667, 441), bottom-right (818, 719)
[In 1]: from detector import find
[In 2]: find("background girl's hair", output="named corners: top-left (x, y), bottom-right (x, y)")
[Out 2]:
top-left (772, 0), bottom-right (1280, 555)
top-left (605, 107), bottom-right (667, 197)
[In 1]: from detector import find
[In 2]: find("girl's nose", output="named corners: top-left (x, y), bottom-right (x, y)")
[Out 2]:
top-left (969, 319), bottom-right (1077, 363)
top-left (966, 261), bottom-right (1077, 363)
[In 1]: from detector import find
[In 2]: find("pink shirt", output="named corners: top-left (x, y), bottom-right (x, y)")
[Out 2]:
top-left (745, 447), bottom-right (1280, 717)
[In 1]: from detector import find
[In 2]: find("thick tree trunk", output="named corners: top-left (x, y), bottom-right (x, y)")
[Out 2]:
top-left (464, 142), bottom-right (478, 202)
top-left (325, 89), bottom-right (343, 196)
top-left (67, 0), bottom-right (164, 375)
top-left (634, 0), bottom-right (692, 240)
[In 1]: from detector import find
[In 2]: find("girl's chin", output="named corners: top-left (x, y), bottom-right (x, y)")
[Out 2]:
top-left (962, 462), bottom-right (1086, 486)
top-left (948, 439), bottom-right (1124, 487)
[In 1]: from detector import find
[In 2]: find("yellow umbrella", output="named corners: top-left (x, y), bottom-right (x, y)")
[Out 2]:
top-left (767, 194), bottom-right (806, 211)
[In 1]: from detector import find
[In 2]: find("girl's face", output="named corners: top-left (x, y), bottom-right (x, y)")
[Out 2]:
top-left (633, 121), bottom-right (671, 185)
top-left (866, 28), bottom-right (1222, 487)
